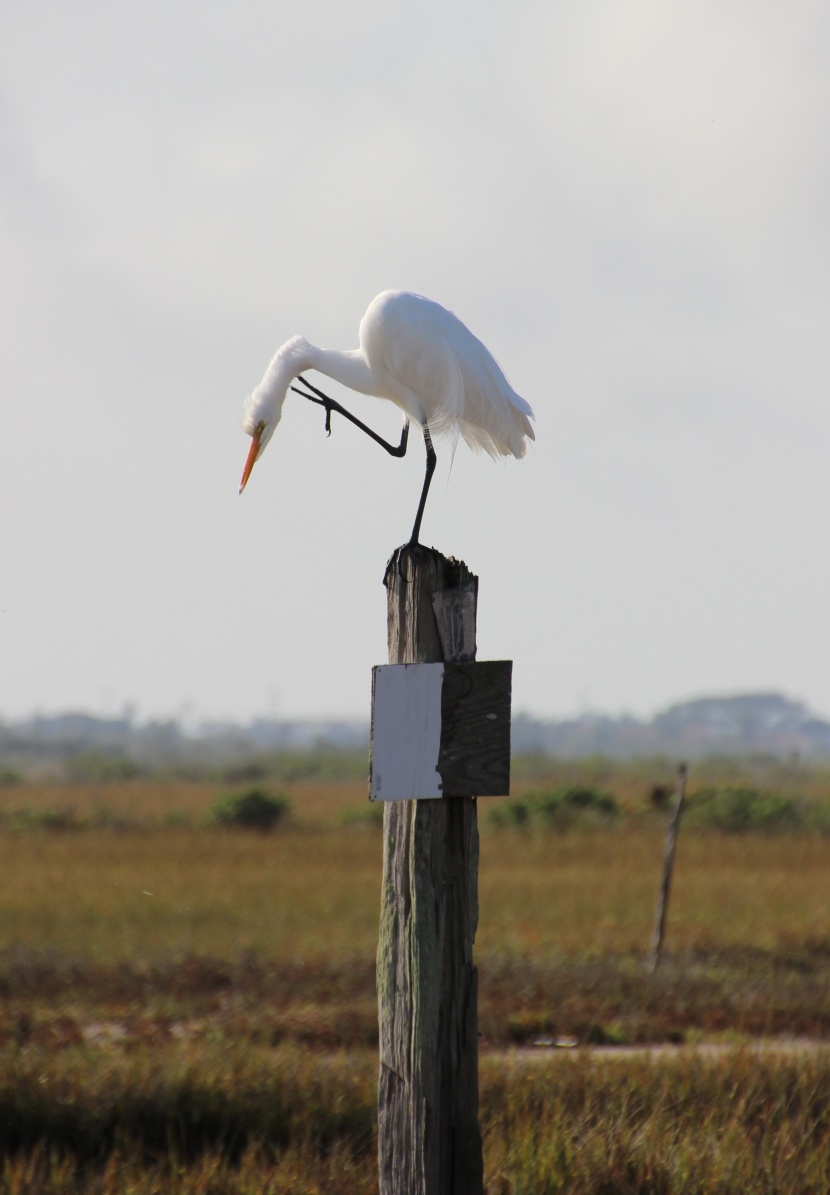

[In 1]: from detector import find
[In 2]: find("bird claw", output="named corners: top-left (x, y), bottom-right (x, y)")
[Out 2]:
top-left (384, 546), bottom-right (407, 585)
top-left (288, 382), bottom-right (335, 436)
top-left (384, 541), bottom-right (425, 585)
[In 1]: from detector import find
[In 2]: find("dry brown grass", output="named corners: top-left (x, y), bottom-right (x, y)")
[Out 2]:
top-left (3, 780), bottom-right (830, 963)
top-left (0, 778), bottom-right (368, 827)
top-left (2, 1044), bottom-right (830, 1194)
top-left (0, 823), bottom-right (380, 961)
top-left (478, 825), bottom-right (830, 956)
top-left (3, 773), bottom-right (830, 1191)
top-left (2, 793), bottom-right (830, 1052)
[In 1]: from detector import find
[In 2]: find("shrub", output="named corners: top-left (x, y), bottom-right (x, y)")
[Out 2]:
top-left (489, 800), bottom-right (532, 829)
top-left (685, 786), bottom-right (802, 833)
top-left (489, 785), bottom-right (619, 829)
top-left (5, 807), bottom-right (81, 832)
top-left (208, 788), bottom-right (290, 831)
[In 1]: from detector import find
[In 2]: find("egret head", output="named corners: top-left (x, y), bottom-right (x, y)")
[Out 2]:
top-left (238, 381), bottom-right (284, 494)
top-left (238, 337), bottom-right (310, 493)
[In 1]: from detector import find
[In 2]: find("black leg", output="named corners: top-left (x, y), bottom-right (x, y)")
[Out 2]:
top-left (407, 423), bottom-right (436, 547)
top-left (291, 377), bottom-right (434, 581)
top-left (291, 377), bottom-right (409, 457)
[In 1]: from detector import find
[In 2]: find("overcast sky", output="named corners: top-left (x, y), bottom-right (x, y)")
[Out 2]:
top-left (2, 1), bottom-right (829, 727)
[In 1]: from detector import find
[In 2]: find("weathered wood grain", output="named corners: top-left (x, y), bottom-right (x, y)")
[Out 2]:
top-left (431, 580), bottom-right (478, 663)
top-left (438, 661), bottom-right (511, 797)
top-left (377, 544), bottom-right (483, 1195)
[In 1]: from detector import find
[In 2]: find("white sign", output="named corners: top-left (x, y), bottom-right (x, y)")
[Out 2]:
top-left (370, 663), bottom-right (445, 800)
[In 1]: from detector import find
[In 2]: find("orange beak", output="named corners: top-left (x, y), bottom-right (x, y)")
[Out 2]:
top-left (239, 424), bottom-right (263, 494)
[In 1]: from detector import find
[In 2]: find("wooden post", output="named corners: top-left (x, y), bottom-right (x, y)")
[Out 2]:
top-left (377, 545), bottom-right (484, 1195)
top-left (649, 763), bottom-right (688, 973)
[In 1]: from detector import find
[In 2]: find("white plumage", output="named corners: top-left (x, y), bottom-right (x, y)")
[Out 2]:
top-left (239, 290), bottom-right (534, 545)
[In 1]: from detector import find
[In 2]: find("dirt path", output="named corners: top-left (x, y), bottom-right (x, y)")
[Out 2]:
top-left (498, 1038), bottom-right (830, 1064)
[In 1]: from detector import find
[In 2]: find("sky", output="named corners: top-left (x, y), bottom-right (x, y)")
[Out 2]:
top-left (2, 1), bottom-right (829, 727)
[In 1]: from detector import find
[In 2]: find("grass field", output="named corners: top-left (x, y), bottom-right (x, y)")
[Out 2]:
top-left (2, 765), bottom-right (830, 1191)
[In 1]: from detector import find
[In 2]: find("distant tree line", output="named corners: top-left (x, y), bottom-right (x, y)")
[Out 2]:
top-left (2, 693), bottom-right (830, 774)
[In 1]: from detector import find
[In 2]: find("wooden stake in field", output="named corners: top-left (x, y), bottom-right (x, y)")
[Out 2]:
top-left (649, 763), bottom-right (688, 973)
top-left (373, 544), bottom-right (510, 1195)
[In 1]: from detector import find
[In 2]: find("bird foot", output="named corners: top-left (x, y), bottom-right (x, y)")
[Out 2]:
top-left (301, 395), bottom-right (333, 434)
top-left (384, 541), bottom-right (430, 586)
top-left (289, 381), bottom-right (335, 436)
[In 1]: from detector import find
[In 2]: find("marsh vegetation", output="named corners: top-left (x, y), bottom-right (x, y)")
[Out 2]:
top-left (2, 759), bottom-right (830, 1191)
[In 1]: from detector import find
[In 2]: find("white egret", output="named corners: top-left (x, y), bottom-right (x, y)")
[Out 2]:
top-left (239, 290), bottom-right (535, 547)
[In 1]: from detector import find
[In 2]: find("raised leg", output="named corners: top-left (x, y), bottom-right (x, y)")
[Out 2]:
top-left (291, 376), bottom-right (435, 578)
top-left (291, 377), bottom-right (409, 457)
